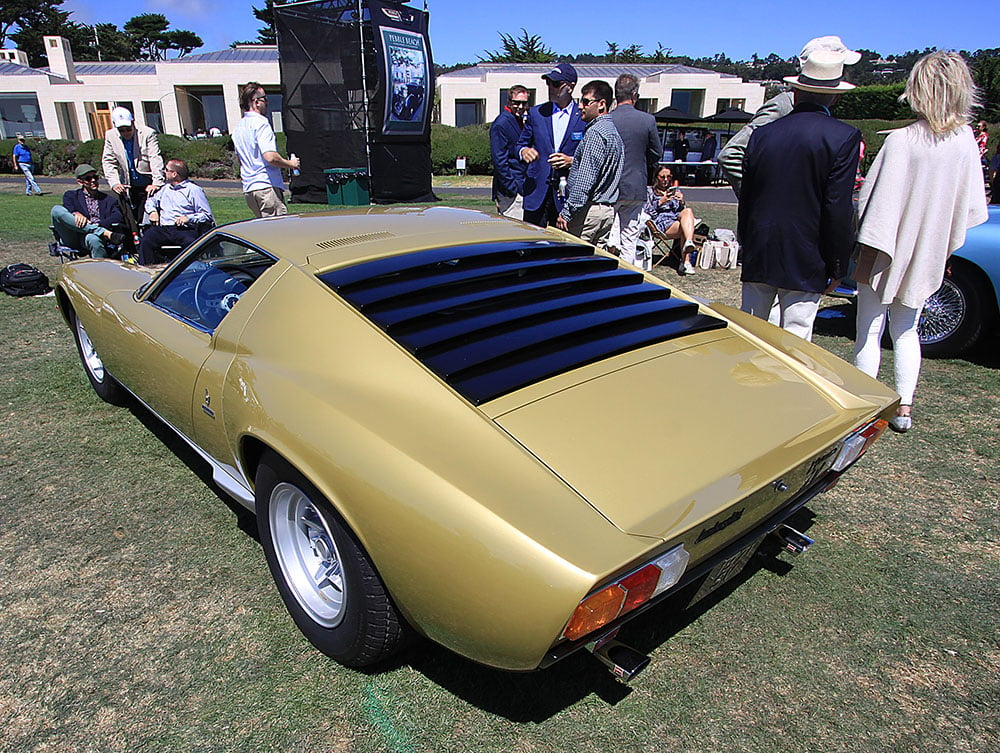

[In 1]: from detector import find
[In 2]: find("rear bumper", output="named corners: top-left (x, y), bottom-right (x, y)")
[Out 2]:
top-left (538, 467), bottom-right (840, 668)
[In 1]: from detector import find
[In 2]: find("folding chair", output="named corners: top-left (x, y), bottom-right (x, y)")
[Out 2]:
top-left (645, 220), bottom-right (682, 270)
top-left (48, 226), bottom-right (83, 263)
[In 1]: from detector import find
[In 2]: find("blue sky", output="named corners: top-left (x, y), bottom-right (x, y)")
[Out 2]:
top-left (60, 0), bottom-right (996, 66)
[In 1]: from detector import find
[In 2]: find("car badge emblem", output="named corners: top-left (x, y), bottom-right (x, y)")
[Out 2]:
top-left (696, 508), bottom-right (744, 543)
top-left (201, 390), bottom-right (215, 418)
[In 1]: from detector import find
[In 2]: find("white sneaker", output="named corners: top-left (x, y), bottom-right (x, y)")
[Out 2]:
top-left (682, 261), bottom-right (696, 275)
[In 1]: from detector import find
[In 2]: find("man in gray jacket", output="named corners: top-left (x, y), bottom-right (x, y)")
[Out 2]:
top-left (718, 36), bottom-right (862, 197)
top-left (608, 74), bottom-right (662, 268)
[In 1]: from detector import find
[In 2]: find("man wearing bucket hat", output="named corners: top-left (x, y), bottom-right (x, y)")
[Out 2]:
top-left (516, 62), bottom-right (586, 227)
top-left (719, 36), bottom-right (862, 196)
top-left (50, 164), bottom-right (126, 258)
top-left (737, 49), bottom-right (861, 341)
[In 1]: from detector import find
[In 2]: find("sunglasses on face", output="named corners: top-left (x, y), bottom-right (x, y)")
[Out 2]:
top-left (79, 174), bottom-right (99, 182)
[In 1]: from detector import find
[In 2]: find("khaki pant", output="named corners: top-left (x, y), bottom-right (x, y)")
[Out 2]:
top-left (245, 186), bottom-right (288, 218)
top-left (567, 203), bottom-right (615, 248)
top-left (496, 193), bottom-right (524, 221)
top-left (741, 282), bottom-right (821, 342)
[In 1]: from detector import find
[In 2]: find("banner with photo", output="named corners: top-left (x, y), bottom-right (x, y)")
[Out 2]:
top-left (380, 28), bottom-right (429, 136)
top-left (368, 0), bottom-right (433, 141)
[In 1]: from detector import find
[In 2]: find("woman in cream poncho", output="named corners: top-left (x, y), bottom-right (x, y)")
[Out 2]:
top-left (854, 51), bottom-right (988, 433)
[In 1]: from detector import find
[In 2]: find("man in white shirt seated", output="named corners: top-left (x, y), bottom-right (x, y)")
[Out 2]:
top-left (138, 159), bottom-right (214, 265)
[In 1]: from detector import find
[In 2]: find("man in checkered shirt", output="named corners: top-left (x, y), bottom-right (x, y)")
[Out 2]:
top-left (556, 80), bottom-right (624, 247)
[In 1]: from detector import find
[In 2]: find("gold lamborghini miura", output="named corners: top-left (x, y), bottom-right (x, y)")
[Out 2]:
top-left (55, 206), bottom-right (897, 680)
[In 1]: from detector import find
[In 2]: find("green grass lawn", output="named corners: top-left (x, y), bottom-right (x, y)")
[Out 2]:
top-left (1, 186), bottom-right (998, 753)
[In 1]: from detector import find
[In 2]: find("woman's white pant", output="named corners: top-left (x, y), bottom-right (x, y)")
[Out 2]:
top-left (853, 283), bottom-right (923, 405)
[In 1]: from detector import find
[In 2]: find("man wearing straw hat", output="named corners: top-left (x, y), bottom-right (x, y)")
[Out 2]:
top-left (737, 49), bottom-right (861, 341)
top-left (719, 36), bottom-right (862, 197)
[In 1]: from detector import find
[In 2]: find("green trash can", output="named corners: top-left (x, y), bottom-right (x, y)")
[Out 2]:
top-left (324, 168), bottom-right (370, 206)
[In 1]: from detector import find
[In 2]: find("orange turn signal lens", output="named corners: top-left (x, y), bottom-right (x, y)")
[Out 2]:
top-left (562, 585), bottom-right (626, 641)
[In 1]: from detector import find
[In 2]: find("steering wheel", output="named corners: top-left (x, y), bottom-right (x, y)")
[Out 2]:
top-left (193, 267), bottom-right (251, 328)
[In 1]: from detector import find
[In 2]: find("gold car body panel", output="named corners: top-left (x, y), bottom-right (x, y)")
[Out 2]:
top-left (223, 265), bottom-right (657, 668)
top-left (493, 328), bottom-right (892, 540)
top-left (55, 209), bottom-right (899, 671)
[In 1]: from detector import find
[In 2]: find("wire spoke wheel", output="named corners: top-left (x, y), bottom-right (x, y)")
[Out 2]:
top-left (919, 278), bottom-right (965, 344)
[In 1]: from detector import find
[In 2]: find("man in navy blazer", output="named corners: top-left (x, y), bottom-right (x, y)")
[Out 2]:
top-left (490, 85), bottom-right (530, 219)
top-left (738, 50), bottom-right (861, 341)
top-left (50, 164), bottom-right (125, 258)
top-left (516, 63), bottom-right (586, 227)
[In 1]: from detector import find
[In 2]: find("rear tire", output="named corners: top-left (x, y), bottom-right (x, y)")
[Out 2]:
top-left (255, 452), bottom-right (406, 667)
top-left (70, 308), bottom-right (127, 405)
top-left (919, 263), bottom-right (989, 358)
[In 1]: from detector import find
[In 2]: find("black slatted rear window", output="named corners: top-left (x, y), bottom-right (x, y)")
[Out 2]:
top-left (320, 242), bottom-right (726, 404)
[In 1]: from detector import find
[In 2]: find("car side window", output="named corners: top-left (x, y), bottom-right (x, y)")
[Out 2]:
top-left (149, 236), bottom-right (276, 332)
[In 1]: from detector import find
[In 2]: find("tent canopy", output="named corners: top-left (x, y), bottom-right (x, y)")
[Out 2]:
top-left (653, 106), bottom-right (700, 124)
top-left (706, 107), bottom-right (754, 123)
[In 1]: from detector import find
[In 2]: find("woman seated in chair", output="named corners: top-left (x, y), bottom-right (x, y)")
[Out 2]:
top-left (644, 166), bottom-right (698, 275)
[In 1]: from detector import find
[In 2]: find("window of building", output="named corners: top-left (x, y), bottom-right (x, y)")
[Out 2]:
top-left (455, 99), bottom-right (485, 128)
top-left (669, 89), bottom-right (705, 116)
top-left (716, 98), bottom-right (746, 113)
top-left (177, 87), bottom-right (227, 135)
top-left (55, 102), bottom-right (79, 140)
top-left (0, 94), bottom-right (43, 138)
top-left (263, 90), bottom-right (283, 133)
top-left (142, 101), bottom-right (164, 133)
top-left (636, 98), bottom-right (656, 114)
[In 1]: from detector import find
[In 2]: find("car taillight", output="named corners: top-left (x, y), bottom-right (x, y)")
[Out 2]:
top-left (562, 545), bottom-right (690, 641)
top-left (831, 418), bottom-right (888, 472)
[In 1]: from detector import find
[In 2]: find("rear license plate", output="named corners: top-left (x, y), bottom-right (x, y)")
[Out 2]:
top-left (689, 539), bottom-right (761, 605)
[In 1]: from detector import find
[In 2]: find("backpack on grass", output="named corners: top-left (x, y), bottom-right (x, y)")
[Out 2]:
top-left (0, 263), bottom-right (51, 297)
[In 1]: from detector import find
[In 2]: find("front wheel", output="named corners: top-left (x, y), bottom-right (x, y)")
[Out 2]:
top-left (255, 452), bottom-right (406, 667)
top-left (919, 263), bottom-right (989, 358)
top-left (71, 308), bottom-right (127, 405)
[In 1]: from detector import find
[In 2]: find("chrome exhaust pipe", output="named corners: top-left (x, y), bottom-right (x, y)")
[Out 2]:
top-left (589, 639), bottom-right (651, 682)
top-left (774, 525), bottom-right (814, 556)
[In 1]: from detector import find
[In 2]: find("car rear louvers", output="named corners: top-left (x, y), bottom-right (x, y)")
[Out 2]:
top-left (321, 242), bottom-right (726, 404)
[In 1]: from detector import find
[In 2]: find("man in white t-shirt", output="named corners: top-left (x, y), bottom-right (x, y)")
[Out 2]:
top-left (232, 82), bottom-right (300, 217)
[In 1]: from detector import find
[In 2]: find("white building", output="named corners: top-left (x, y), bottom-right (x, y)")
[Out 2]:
top-left (1, 41), bottom-right (768, 139)
top-left (0, 37), bottom-right (282, 140)
top-left (437, 63), bottom-right (766, 127)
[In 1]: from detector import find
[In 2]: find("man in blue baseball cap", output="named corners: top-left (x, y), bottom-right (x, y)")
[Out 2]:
top-left (516, 62), bottom-right (586, 227)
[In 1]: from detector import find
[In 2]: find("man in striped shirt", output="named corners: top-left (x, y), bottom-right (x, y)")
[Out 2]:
top-left (556, 80), bottom-right (624, 248)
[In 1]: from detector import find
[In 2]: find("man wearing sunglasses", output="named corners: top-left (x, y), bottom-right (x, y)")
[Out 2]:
top-left (50, 165), bottom-right (125, 258)
top-left (517, 63), bottom-right (586, 227)
top-left (233, 81), bottom-right (300, 218)
top-left (490, 85), bottom-right (530, 219)
top-left (556, 80), bottom-right (624, 247)
top-left (102, 106), bottom-right (165, 222)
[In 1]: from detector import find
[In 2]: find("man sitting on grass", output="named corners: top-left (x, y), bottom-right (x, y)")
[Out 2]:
top-left (138, 159), bottom-right (214, 265)
top-left (50, 164), bottom-right (125, 258)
